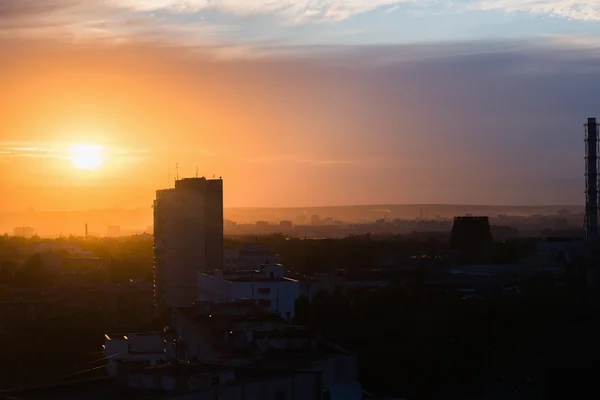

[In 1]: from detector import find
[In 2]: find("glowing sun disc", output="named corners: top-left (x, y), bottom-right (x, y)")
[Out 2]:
top-left (69, 144), bottom-right (105, 170)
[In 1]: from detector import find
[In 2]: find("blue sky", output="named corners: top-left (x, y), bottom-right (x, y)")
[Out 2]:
top-left (2, 1), bottom-right (600, 47)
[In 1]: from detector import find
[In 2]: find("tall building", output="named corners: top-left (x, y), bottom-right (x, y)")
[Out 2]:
top-left (153, 177), bottom-right (223, 313)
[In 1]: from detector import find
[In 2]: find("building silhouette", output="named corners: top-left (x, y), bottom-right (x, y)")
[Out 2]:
top-left (450, 216), bottom-right (493, 264)
top-left (153, 177), bottom-right (223, 313)
top-left (585, 117), bottom-right (599, 242)
top-left (13, 226), bottom-right (34, 238)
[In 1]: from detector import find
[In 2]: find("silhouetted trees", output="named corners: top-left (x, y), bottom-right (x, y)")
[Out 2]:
top-left (294, 282), bottom-right (600, 398)
top-left (0, 260), bottom-right (17, 283)
top-left (17, 253), bottom-right (49, 287)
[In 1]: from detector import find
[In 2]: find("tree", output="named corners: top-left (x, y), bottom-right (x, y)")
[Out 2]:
top-left (17, 253), bottom-right (49, 287)
top-left (0, 260), bottom-right (17, 285)
top-left (294, 295), bottom-right (310, 325)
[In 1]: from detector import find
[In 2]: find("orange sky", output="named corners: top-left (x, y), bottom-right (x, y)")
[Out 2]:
top-left (0, 39), bottom-right (385, 210)
top-left (0, 34), bottom-right (591, 212)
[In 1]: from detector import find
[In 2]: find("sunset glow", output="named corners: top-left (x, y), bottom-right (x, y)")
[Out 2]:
top-left (0, 0), bottom-right (597, 216)
top-left (69, 144), bottom-right (105, 171)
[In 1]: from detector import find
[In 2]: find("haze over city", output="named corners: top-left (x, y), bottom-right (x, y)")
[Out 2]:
top-left (6, 2), bottom-right (600, 399)
top-left (2, 0), bottom-right (600, 214)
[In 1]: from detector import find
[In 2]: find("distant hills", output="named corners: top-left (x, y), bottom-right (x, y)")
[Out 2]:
top-left (0, 204), bottom-right (584, 237)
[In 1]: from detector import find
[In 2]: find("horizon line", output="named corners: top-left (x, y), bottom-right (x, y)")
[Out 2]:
top-left (0, 203), bottom-right (585, 214)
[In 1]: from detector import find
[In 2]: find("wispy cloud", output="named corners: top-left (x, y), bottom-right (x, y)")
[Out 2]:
top-left (3, 0), bottom-right (600, 49)
top-left (475, 0), bottom-right (600, 21)
top-left (0, 142), bottom-right (148, 163)
top-left (0, 146), bottom-right (57, 159)
top-left (243, 154), bottom-right (354, 166)
top-left (114, 0), bottom-right (405, 22)
top-left (384, 4), bottom-right (401, 15)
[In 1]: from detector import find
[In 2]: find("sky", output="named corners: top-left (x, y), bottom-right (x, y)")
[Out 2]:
top-left (1, 0), bottom-right (600, 211)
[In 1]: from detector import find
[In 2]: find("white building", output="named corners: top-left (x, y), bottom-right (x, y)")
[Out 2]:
top-left (154, 177), bottom-right (224, 312)
top-left (224, 243), bottom-right (281, 272)
top-left (197, 264), bottom-right (300, 321)
top-left (102, 332), bottom-right (174, 377)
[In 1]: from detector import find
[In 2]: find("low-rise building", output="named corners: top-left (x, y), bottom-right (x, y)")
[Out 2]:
top-left (279, 220), bottom-right (293, 231)
top-left (103, 332), bottom-right (174, 377)
top-left (197, 264), bottom-right (300, 321)
top-left (168, 301), bottom-right (362, 399)
top-left (424, 264), bottom-right (525, 296)
top-left (536, 237), bottom-right (585, 266)
top-left (13, 226), bottom-right (35, 238)
top-left (170, 301), bottom-right (288, 363)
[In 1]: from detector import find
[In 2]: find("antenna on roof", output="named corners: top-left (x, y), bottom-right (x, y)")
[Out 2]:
top-left (175, 163), bottom-right (179, 181)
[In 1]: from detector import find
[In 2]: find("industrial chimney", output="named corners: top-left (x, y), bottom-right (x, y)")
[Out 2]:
top-left (585, 117), bottom-right (599, 242)
top-left (450, 216), bottom-right (493, 264)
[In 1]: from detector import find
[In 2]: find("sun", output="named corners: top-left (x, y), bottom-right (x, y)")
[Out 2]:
top-left (69, 144), bottom-right (105, 170)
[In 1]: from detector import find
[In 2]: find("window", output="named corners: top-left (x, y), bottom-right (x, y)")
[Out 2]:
top-left (258, 287), bottom-right (271, 294)
top-left (258, 299), bottom-right (271, 308)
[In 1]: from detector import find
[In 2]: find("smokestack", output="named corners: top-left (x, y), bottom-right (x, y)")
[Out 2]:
top-left (85, 223), bottom-right (88, 239)
top-left (586, 117), bottom-right (598, 242)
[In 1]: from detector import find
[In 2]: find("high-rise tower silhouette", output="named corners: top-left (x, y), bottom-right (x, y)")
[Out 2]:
top-left (153, 177), bottom-right (223, 314)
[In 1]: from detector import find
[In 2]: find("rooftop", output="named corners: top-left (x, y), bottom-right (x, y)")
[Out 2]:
top-left (132, 362), bottom-right (226, 377)
top-left (178, 305), bottom-right (283, 327)
top-left (226, 276), bottom-right (299, 283)
top-left (105, 332), bottom-right (164, 341)
top-left (247, 347), bottom-right (347, 371)
top-left (202, 270), bottom-right (299, 283)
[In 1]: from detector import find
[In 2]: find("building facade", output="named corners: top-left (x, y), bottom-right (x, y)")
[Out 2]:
top-left (197, 264), bottom-right (300, 321)
top-left (103, 332), bottom-right (174, 376)
top-left (13, 226), bottom-right (34, 238)
top-left (154, 177), bottom-right (224, 312)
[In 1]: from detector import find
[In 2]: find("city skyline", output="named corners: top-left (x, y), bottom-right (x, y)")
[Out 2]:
top-left (2, 1), bottom-right (600, 211)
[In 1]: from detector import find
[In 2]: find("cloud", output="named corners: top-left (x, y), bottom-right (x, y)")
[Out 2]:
top-left (0, 0), bottom-right (406, 33)
top-left (384, 4), bottom-right (401, 15)
top-left (3, 0), bottom-right (600, 48)
top-left (113, 0), bottom-right (405, 22)
top-left (0, 142), bottom-right (148, 164)
top-left (0, 145), bottom-right (56, 158)
top-left (475, 0), bottom-right (600, 20)
top-left (243, 154), bottom-right (354, 166)
top-left (0, 0), bottom-right (81, 18)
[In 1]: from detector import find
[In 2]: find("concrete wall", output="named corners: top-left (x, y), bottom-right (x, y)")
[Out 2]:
top-left (103, 333), bottom-right (167, 376)
top-left (171, 309), bottom-right (221, 362)
top-left (197, 273), bottom-right (301, 320)
top-left (154, 178), bottom-right (224, 312)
